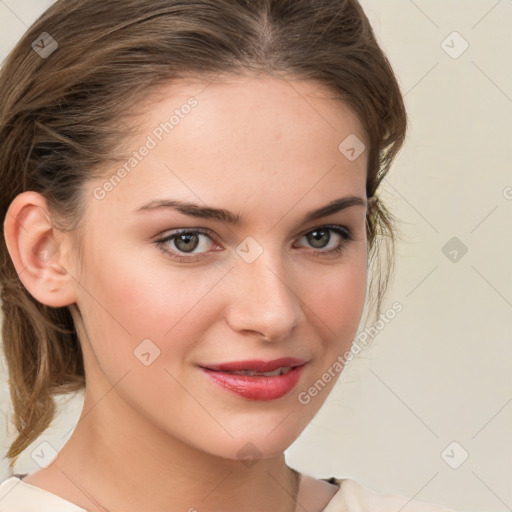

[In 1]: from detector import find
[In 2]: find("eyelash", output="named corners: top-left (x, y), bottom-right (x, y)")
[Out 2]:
top-left (154, 224), bottom-right (353, 263)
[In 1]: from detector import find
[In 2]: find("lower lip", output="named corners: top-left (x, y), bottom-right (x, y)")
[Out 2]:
top-left (199, 364), bottom-right (307, 401)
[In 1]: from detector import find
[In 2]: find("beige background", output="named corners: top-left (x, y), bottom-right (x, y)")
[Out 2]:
top-left (1, 1), bottom-right (511, 511)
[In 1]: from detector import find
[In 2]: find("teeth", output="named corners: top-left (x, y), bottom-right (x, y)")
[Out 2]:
top-left (224, 367), bottom-right (292, 377)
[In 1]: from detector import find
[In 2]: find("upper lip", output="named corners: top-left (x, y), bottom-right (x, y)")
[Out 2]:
top-left (200, 357), bottom-right (307, 372)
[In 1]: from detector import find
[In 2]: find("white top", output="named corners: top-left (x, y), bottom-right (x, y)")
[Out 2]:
top-left (0, 474), bottom-right (455, 511)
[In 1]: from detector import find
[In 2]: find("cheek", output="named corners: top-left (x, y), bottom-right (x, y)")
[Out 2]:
top-left (77, 243), bottom-right (226, 363)
top-left (304, 252), bottom-right (367, 340)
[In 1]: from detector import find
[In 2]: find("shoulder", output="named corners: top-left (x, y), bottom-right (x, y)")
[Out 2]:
top-left (0, 475), bottom-right (87, 512)
top-left (0, 476), bottom-right (34, 511)
top-left (0, 476), bottom-right (24, 499)
top-left (324, 477), bottom-right (455, 512)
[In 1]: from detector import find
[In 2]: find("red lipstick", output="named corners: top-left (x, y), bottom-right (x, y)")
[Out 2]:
top-left (199, 357), bottom-right (308, 401)
top-left (202, 357), bottom-right (307, 373)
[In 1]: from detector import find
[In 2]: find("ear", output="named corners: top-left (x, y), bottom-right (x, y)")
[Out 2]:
top-left (3, 191), bottom-right (78, 308)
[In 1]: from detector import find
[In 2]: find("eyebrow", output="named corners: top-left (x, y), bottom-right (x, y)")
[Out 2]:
top-left (135, 195), bottom-right (366, 225)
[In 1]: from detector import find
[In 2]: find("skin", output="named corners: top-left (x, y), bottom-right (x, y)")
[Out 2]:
top-left (5, 74), bottom-right (369, 512)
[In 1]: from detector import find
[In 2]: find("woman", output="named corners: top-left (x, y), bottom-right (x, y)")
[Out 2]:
top-left (0, 0), bottom-right (454, 510)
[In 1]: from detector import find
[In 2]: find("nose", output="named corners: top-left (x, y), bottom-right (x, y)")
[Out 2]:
top-left (225, 249), bottom-right (304, 342)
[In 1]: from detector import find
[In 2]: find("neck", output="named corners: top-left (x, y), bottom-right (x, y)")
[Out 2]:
top-left (48, 379), bottom-right (300, 512)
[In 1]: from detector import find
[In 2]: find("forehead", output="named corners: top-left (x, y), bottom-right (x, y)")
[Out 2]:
top-left (90, 74), bottom-right (368, 220)
top-left (140, 73), bottom-right (367, 148)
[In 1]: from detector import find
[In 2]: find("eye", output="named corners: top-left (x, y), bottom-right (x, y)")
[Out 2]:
top-left (154, 225), bottom-right (353, 263)
top-left (155, 228), bottom-right (219, 262)
top-left (295, 225), bottom-right (353, 257)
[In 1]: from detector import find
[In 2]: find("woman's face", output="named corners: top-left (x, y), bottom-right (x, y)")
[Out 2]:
top-left (71, 75), bottom-right (369, 460)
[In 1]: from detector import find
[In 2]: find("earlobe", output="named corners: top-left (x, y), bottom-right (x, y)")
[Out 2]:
top-left (3, 191), bottom-right (78, 308)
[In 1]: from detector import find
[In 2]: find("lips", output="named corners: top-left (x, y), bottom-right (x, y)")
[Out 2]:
top-left (200, 357), bottom-right (307, 373)
top-left (199, 361), bottom-right (308, 400)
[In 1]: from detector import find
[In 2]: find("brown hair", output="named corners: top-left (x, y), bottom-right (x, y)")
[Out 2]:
top-left (0, 0), bottom-right (407, 471)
